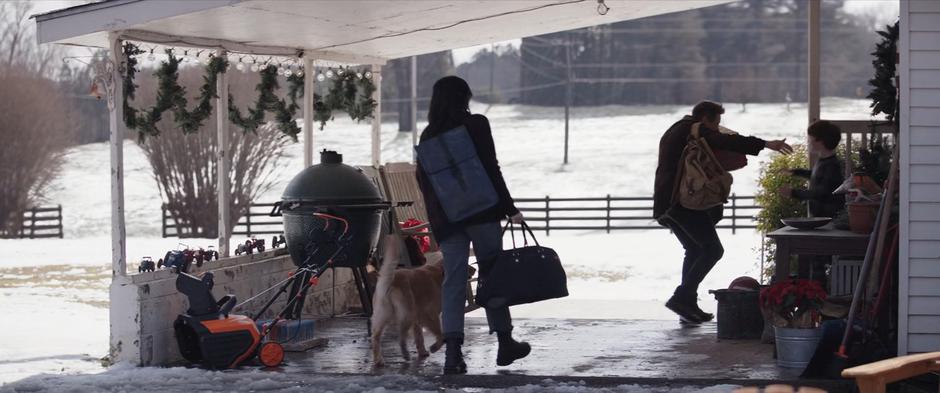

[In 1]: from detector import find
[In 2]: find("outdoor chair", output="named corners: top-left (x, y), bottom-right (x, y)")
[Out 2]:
top-left (372, 162), bottom-right (480, 313)
top-left (841, 351), bottom-right (940, 393)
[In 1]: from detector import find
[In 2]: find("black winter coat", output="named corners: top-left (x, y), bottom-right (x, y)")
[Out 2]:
top-left (790, 155), bottom-right (845, 218)
top-left (653, 116), bottom-right (767, 219)
top-left (416, 113), bottom-right (520, 242)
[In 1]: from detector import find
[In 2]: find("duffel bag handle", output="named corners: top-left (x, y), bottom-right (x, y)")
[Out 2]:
top-left (520, 221), bottom-right (540, 247)
top-left (501, 221), bottom-right (540, 248)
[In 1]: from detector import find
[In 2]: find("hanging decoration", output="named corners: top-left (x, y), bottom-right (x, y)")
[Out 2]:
top-left (307, 66), bottom-right (377, 130)
top-left (123, 42), bottom-right (228, 140)
top-left (228, 65), bottom-right (302, 140)
top-left (122, 42), bottom-right (378, 140)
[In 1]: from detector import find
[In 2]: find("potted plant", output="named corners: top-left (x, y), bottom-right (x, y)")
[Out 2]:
top-left (759, 279), bottom-right (827, 369)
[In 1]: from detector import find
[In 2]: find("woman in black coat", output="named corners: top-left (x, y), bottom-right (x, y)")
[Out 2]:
top-left (416, 76), bottom-right (530, 375)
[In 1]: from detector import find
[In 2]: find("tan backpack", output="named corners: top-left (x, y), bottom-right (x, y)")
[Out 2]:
top-left (672, 123), bottom-right (733, 210)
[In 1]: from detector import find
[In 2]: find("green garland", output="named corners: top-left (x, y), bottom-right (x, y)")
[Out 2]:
top-left (867, 21), bottom-right (899, 126)
top-left (228, 65), bottom-right (301, 141)
top-left (123, 43), bottom-right (228, 140)
top-left (287, 67), bottom-right (378, 130)
top-left (123, 42), bottom-right (378, 140)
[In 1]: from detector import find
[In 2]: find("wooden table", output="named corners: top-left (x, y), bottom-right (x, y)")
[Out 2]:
top-left (766, 224), bottom-right (870, 283)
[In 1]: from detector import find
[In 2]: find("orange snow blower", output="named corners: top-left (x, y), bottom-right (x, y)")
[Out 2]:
top-left (173, 213), bottom-right (351, 369)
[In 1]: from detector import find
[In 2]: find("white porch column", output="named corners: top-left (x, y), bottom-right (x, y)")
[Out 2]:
top-left (217, 51), bottom-right (231, 257)
top-left (371, 64), bottom-right (382, 167)
top-left (108, 32), bottom-right (127, 277)
top-left (410, 56), bottom-right (418, 162)
top-left (107, 31), bottom-right (141, 365)
top-left (303, 57), bottom-right (315, 167)
top-left (808, 0), bottom-right (821, 124)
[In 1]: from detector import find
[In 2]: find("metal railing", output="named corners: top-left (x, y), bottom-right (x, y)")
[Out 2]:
top-left (161, 195), bottom-right (759, 238)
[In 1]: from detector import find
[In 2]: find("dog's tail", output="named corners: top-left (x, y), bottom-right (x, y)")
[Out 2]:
top-left (373, 234), bottom-right (399, 301)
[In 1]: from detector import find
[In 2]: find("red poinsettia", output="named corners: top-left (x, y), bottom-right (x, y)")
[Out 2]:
top-left (401, 218), bottom-right (430, 254)
top-left (759, 279), bottom-right (827, 328)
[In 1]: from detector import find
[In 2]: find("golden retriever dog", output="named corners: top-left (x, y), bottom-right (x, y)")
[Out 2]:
top-left (371, 236), bottom-right (445, 367)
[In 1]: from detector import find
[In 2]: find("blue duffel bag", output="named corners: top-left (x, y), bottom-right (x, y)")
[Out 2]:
top-left (416, 125), bottom-right (499, 222)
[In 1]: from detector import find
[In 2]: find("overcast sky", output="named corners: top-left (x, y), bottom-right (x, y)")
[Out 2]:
top-left (22, 0), bottom-right (901, 66)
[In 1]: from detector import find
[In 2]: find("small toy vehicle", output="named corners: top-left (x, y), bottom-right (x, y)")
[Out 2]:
top-left (139, 256), bottom-right (156, 273)
top-left (235, 238), bottom-right (266, 255)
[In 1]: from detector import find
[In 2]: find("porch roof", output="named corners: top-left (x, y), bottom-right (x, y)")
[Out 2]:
top-left (34, 0), bottom-right (735, 63)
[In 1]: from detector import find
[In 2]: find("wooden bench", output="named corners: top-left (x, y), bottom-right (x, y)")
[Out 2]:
top-left (842, 352), bottom-right (940, 393)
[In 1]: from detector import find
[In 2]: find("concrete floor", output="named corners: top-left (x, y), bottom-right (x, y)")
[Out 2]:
top-left (283, 317), bottom-right (852, 391)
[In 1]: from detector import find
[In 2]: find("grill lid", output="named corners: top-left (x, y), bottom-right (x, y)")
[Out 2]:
top-left (280, 150), bottom-right (382, 205)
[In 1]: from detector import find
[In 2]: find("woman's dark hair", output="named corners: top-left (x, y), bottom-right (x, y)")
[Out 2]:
top-left (691, 100), bottom-right (725, 122)
top-left (808, 119), bottom-right (842, 150)
top-left (422, 76), bottom-right (472, 139)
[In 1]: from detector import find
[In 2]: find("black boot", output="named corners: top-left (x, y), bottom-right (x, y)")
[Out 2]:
top-left (496, 331), bottom-right (531, 366)
top-left (443, 337), bottom-right (467, 375)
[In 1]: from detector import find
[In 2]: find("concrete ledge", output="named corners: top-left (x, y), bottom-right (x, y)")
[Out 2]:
top-left (110, 250), bottom-right (362, 366)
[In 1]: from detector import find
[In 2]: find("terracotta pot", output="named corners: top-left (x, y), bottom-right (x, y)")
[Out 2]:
top-left (847, 202), bottom-right (879, 234)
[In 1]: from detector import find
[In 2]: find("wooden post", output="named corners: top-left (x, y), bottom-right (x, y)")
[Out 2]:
top-left (303, 56), bottom-right (315, 167)
top-left (845, 131), bottom-right (854, 177)
top-left (545, 196), bottom-right (551, 236)
top-left (217, 51), bottom-right (232, 257)
top-left (410, 56), bottom-right (418, 163)
top-left (371, 64), bottom-right (382, 168)
top-left (563, 35), bottom-right (572, 165)
top-left (808, 0), bottom-right (821, 165)
top-left (28, 207), bottom-right (37, 239)
top-left (161, 205), bottom-right (167, 238)
top-left (57, 205), bottom-right (63, 239)
top-left (731, 193), bottom-right (737, 234)
top-left (108, 32), bottom-right (127, 277)
top-left (245, 211), bottom-right (252, 237)
top-left (606, 194), bottom-right (611, 234)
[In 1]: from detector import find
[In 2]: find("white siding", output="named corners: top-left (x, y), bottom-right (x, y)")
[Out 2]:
top-left (901, 1), bottom-right (940, 354)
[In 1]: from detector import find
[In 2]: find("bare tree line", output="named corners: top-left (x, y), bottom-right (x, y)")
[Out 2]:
top-left (0, 2), bottom-right (75, 236)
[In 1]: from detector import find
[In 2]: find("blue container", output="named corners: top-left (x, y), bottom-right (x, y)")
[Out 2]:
top-left (255, 319), bottom-right (316, 343)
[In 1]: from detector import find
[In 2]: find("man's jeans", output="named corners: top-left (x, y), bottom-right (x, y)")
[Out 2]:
top-left (658, 205), bottom-right (725, 302)
top-left (438, 221), bottom-right (512, 339)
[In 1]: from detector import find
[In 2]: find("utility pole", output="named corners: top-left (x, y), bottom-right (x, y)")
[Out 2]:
top-left (489, 43), bottom-right (496, 98)
top-left (564, 35), bottom-right (572, 165)
top-left (410, 55), bottom-right (418, 162)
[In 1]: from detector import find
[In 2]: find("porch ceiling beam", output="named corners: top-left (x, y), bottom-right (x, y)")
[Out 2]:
top-left (120, 30), bottom-right (387, 65)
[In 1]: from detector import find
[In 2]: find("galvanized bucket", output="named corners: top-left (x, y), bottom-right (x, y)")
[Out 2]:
top-left (774, 326), bottom-right (823, 369)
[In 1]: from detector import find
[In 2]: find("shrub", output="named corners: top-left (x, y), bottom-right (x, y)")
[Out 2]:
top-left (0, 67), bottom-right (71, 236)
top-left (754, 144), bottom-right (808, 280)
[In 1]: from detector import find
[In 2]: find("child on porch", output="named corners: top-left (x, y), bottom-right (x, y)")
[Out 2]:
top-left (780, 120), bottom-right (845, 288)
top-left (780, 120), bottom-right (846, 218)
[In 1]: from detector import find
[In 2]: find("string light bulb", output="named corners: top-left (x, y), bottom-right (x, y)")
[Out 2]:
top-left (356, 72), bottom-right (363, 79)
top-left (147, 49), bottom-right (155, 61)
top-left (316, 73), bottom-right (326, 82)
top-left (326, 69), bottom-right (334, 78)
top-left (336, 67), bottom-right (345, 76)
top-left (364, 71), bottom-right (372, 79)
top-left (296, 68), bottom-right (304, 77)
top-left (596, 0), bottom-right (609, 15)
top-left (250, 61), bottom-right (260, 72)
top-left (236, 57), bottom-right (245, 72)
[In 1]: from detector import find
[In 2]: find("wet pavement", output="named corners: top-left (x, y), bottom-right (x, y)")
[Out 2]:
top-left (283, 317), bottom-right (852, 391)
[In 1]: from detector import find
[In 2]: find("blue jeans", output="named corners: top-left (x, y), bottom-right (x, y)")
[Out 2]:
top-left (438, 221), bottom-right (512, 339)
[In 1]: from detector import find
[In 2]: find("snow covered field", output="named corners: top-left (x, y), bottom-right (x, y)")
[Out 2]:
top-left (0, 98), bottom-right (877, 389)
